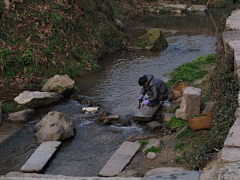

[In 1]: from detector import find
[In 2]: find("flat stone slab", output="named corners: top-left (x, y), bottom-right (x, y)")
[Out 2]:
top-left (221, 147), bottom-right (240, 162)
top-left (145, 167), bottom-right (185, 177)
top-left (20, 141), bottom-right (61, 173)
top-left (98, 141), bottom-right (141, 177)
top-left (162, 113), bottom-right (174, 122)
top-left (142, 171), bottom-right (200, 180)
top-left (3, 172), bottom-right (142, 180)
top-left (133, 104), bottom-right (161, 121)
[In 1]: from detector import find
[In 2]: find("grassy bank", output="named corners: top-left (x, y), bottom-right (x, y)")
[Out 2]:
top-left (166, 6), bottom-right (239, 169)
top-left (0, 0), bottom-right (130, 81)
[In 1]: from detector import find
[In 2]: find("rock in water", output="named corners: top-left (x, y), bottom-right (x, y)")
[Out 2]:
top-left (129, 29), bottom-right (168, 51)
top-left (34, 111), bottom-right (75, 144)
top-left (42, 74), bottom-right (75, 95)
top-left (14, 91), bottom-right (61, 108)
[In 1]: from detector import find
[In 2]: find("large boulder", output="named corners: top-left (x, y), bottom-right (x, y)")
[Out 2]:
top-left (34, 111), bottom-right (75, 144)
top-left (175, 87), bottom-right (201, 120)
top-left (42, 74), bottom-right (75, 95)
top-left (14, 91), bottom-right (61, 108)
top-left (7, 109), bottom-right (35, 122)
top-left (129, 29), bottom-right (168, 51)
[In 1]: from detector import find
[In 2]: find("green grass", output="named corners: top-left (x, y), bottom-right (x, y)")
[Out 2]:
top-left (166, 54), bottom-right (216, 88)
top-left (139, 140), bottom-right (149, 152)
top-left (145, 146), bottom-right (161, 154)
top-left (174, 156), bottom-right (185, 164)
top-left (174, 142), bottom-right (185, 151)
top-left (167, 116), bottom-right (189, 129)
top-left (177, 126), bottom-right (194, 139)
top-left (2, 102), bottom-right (18, 114)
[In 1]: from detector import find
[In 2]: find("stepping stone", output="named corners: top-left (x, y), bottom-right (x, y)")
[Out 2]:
top-left (98, 141), bottom-right (141, 177)
top-left (20, 141), bottom-right (61, 173)
top-left (145, 167), bottom-right (185, 177)
top-left (142, 171), bottom-right (200, 180)
top-left (221, 147), bottom-right (240, 162)
top-left (133, 104), bottom-right (162, 121)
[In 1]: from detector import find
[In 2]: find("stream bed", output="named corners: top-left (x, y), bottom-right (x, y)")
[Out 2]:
top-left (0, 9), bottom-right (224, 176)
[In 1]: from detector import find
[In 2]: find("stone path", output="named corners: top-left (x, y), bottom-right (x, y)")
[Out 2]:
top-left (20, 141), bottom-right (61, 173)
top-left (98, 141), bottom-right (141, 177)
top-left (133, 104), bottom-right (162, 121)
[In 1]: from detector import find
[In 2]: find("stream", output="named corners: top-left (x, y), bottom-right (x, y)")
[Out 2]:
top-left (0, 9), bottom-right (224, 176)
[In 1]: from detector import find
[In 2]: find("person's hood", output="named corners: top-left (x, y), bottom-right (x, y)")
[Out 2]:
top-left (145, 74), bottom-right (154, 82)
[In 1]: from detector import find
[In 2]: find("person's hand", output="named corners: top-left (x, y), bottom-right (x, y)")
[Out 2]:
top-left (141, 100), bottom-right (149, 107)
top-left (139, 94), bottom-right (144, 100)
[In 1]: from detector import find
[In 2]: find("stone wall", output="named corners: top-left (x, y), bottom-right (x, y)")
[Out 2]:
top-left (218, 9), bottom-right (240, 180)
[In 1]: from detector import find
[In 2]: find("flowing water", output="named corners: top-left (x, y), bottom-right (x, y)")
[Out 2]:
top-left (0, 9), bottom-right (224, 176)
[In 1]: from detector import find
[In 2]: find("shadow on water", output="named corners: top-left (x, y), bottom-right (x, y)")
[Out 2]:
top-left (0, 9), bottom-right (224, 176)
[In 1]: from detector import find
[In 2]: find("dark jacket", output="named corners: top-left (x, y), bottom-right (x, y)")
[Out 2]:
top-left (140, 74), bottom-right (168, 102)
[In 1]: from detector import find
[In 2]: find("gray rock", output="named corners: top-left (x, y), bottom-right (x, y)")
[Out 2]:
top-left (218, 161), bottom-right (240, 180)
top-left (187, 5), bottom-right (207, 12)
top-left (234, 107), bottom-right (240, 118)
top-left (221, 147), bottom-right (240, 162)
top-left (146, 152), bottom-right (156, 160)
top-left (162, 113), bottom-right (174, 122)
top-left (14, 91), bottom-right (61, 108)
top-left (142, 138), bottom-right (162, 154)
top-left (202, 101), bottom-right (215, 115)
top-left (103, 115), bottom-right (120, 125)
top-left (142, 171), bottom-right (200, 180)
top-left (175, 87), bottom-right (201, 120)
top-left (145, 167), bottom-right (185, 177)
top-left (34, 111), bottom-right (75, 144)
top-left (147, 121), bottom-right (162, 132)
top-left (7, 109), bottom-right (35, 122)
top-left (99, 141), bottom-right (141, 177)
top-left (42, 74), bottom-right (75, 95)
top-left (20, 141), bottom-right (61, 173)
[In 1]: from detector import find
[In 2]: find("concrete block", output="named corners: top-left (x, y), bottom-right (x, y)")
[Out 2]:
top-left (20, 141), bottom-right (61, 173)
top-left (98, 141), bottom-right (140, 177)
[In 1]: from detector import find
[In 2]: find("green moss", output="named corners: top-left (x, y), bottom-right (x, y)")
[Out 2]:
top-left (139, 140), bottom-right (149, 152)
top-left (167, 116), bottom-right (189, 129)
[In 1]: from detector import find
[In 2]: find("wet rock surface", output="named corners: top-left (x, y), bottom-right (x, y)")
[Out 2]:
top-left (14, 91), bottom-right (61, 108)
top-left (34, 111), bottom-right (75, 144)
top-left (42, 74), bottom-right (75, 95)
